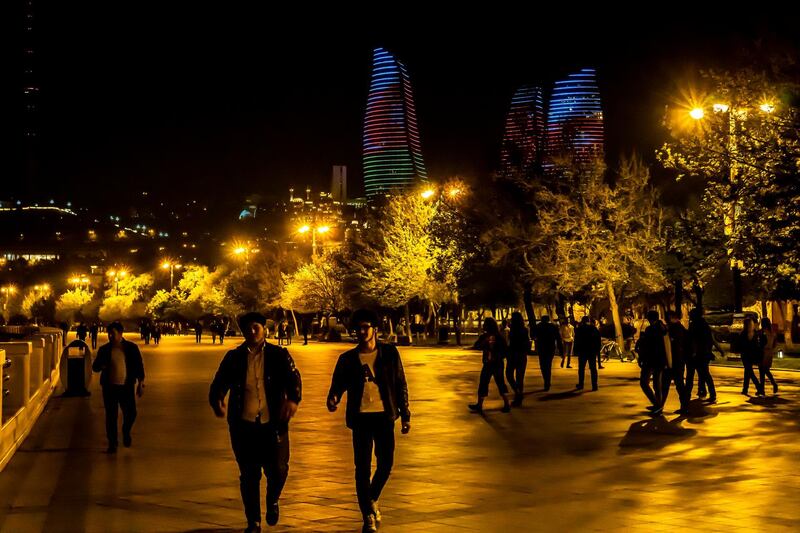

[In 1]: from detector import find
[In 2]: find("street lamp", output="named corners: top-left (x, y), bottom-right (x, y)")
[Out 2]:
top-left (161, 260), bottom-right (182, 290)
top-left (106, 268), bottom-right (128, 296)
top-left (1, 285), bottom-right (16, 313)
top-left (297, 224), bottom-right (330, 258)
top-left (690, 101), bottom-right (776, 312)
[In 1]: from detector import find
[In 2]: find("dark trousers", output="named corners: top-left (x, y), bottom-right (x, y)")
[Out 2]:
top-left (230, 420), bottom-right (290, 525)
top-left (478, 361), bottom-right (508, 397)
top-left (742, 356), bottom-right (763, 395)
top-left (661, 362), bottom-right (688, 408)
top-left (577, 353), bottom-right (598, 389)
top-left (562, 341), bottom-right (573, 366)
top-left (538, 352), bottom-right (554, 390)
top-left (640, 365), bottom-right (664, 407)
top-left (91, 335), bottom-right (98, 349)
top-left (759, 365), bottom-right (777, 392)
top-left (102, 384), bottom-right (137, 447)
top-left (505, 352), bottom-right (527, 393)
top-left (686, 359), bottom-right (715, 399)
top-left (195, 332), bottom-right (201, 343)
top-left (352, 414), bottom-right (395, 517)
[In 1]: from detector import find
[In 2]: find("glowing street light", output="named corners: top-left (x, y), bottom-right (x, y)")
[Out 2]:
top-left (296, 223), bottom-right (331, 258)
top-left (421, 189), bottom-right (436, 199)
top-left (1, 285), bottom-right (16, 312)
top-left (689, 107), bottom-right (705, 120)
top-left (106, 268), bottom-right (128, 296)
top-left (161, 260), bottom-right (182, 290)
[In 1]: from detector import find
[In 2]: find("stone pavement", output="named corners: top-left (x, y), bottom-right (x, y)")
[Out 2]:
top-left (0, 334), bottom-right (799, 532)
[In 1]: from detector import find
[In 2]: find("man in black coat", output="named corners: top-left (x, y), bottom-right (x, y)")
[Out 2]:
top-left (662, 311), bottom-right (690, 414)
top-left (327, 309), bottom-right (411, 533)
top-left (574, 316), bottom-right (601, 391)
top-left (209, 312), bottom-right (302, 532)
top-left (91, 321), bottom-right (145, 453)
top-left (533, 315), bottom-right (563, 391)
top-left (636, 310), bottom-right (669, 416)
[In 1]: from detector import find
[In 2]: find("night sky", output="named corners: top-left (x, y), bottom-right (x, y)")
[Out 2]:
top-left (3, 5), bottom-right (799, 205)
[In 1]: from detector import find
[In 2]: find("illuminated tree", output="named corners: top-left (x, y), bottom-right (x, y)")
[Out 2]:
top-left (55, 288), bottom-right (94, 323)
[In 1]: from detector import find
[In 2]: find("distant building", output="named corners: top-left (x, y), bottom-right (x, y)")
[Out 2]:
top-left (331, 166), bottom-right (347, 203)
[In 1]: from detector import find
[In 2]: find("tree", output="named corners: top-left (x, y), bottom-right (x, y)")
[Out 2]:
top-left (99, 272), bottom-right (154, 321)
top-left (56, 288), bottom-right (94, 323)
top-left (280, 254), bottom-right (345, 315)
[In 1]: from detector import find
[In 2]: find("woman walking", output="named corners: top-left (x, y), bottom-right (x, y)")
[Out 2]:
top-left (758, 318), bottom-right (778, 394)
top-left (468, 318), bottom-right (511, 414)
top-left (506, 312), bottom-right (531, 407)
top-left (739, 318), bottom-right (764, 396)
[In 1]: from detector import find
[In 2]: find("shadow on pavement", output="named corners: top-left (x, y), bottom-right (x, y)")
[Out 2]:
top-left (747, 395), bottom-right (792, 408)
top-left (618, 416), bottom-right (697, 452)
top-left (181, 529), bottom-right (239, 533)
top-left (538, 391), bottom-right (583, 402)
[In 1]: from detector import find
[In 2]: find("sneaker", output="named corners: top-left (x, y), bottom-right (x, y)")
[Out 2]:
top-left (706, 396), bottom-right (717, 404)
top-left (501, 404), bottom-right (511, 413)
top-left (244, 522), bottom-right (261, 533)
top-left (266, 501), bottom-right (279, 526)
top-left (371, 500), bottom-right (381, 524)
top-left (363, 513), bottom-right (378, 533)
top-left (591, 386), bottom-right (598, 392)
top-left (468, 403), bottom-right (483, 414)
top-left (566, 365), bottom-right (572, 368)
top-left (123, 433), bottom-right (132, 448)
top-left (575, 384), bottom-right (583, 390)
top-left (698, 391), bottom-right (707, 399)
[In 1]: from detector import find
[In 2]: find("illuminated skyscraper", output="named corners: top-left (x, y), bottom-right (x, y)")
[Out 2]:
top-left (362, 48), bottom-right (427, 199)
top-left (499, 85), bottom-right (545, 176)
top-left (545, 68), bottom-right (604, 167)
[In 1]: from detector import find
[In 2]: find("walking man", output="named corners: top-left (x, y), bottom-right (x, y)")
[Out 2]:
top-left (560, 318), bottom-right (575, 368)
top-left (209, 312), bottom-right (302, 532)
top-left (194, 321), bottom-right (203, 344)
top-left (574, 316), bottom-right (601, 391)
top-left (532, 315), bottom-right (563, 392)
top-left (686, 308), bottom-right (720, 403)
top-left (327, 309), bottom-right (411, 533)
top-left (91, 321), bottom-right (145, 453)
top-left (663, 311), bottom-right (690, 414)
top-left (89, 322), bottom-right (99, 349)
top-left (636, 311), bottom-right (668, 416)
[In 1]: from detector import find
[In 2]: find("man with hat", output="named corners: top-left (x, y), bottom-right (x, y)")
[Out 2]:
top-left (210, 312), bottom-right (302, 532)
top-left (327, 309), bottom-right (411, 533)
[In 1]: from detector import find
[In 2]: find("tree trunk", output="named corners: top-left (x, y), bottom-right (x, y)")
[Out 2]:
top-left (761, 299), bottom-right (768, 320)
top-left (674, 278), bottom-right (683, 312)
top-left (692, 279), bottom-right (704, 313)
top-left (785, 301), bottom-right (795, 348)
top-left (606, 279), bottom-right (624, 348)
top-left (290, 308), bottom-right (299, 339)
top-left (523, 283), bottom-right (537, 339)
top-left (405, 302), bottom-right (412, 345)
top-left (454, 303), bottom-right (462, 346)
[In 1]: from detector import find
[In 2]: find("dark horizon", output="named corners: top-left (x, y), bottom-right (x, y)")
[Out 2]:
top-left (3, 5), bottom-right (800, 206)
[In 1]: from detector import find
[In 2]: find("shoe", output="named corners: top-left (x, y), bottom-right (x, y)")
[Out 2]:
top-left (674, 408), bottom-right (688, 415)
top-left (566, 365), bottom-right (572, 368)
top-left (575, 384), bottom-right (583, 390)
top-left (106, 445), bottom-right (117, 454)
top-left (123, 433), bottom-right (132, 448)
top-left (468, 403), bottom-right (483, 414)
top-left (591, 386), bottom-right (598, 392)
top-left (741, 390), bottom-right (749, 396)
top-left (646, 405), bottom-right (657, 411)
top-left (650, 407), bottom-right (663, 417)
top-left (698, 391), bottom-right (707, 399)
top-left (511, 398), bottom-right (522, 407)
top-left (363, 513), bottom-right (378, 533)
top-left (773, 384), bottom-right (779, 394)
top-left (266, 501), bottom-right (279, 526)
top-left (543, 386), bottom-right (550, 392)
top-left (756, 391), bottom-right (766, 397)
top-left (598, 365), bottom-right (605, 369)
top-left (560, 360), bottom-right (565, 368)
top-left (371, 500), bottom-right (381, 524)
top-left (244, 522), bottom-right (261, 533)
top-left (501, 404), bottom-right (511, 413)
top-left (706, 396), bottom-right (717, 404)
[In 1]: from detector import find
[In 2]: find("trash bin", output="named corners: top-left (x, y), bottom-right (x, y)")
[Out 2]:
top-left (61, 340), bottom-right (92, 397)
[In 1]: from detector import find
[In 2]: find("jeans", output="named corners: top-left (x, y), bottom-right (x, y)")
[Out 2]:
top-left (478, 361), bottom-right (508, 397)
top-left (505, 352), bottom-right (527, 393)
top-left (661, 362), bottom-right (688, 408)
top-left (538, 352), bottom-right (554, 390)
top-left (640, 365), bottom-right (664, 407)
top-left (102, 384), bottom-right (137, 447)
top-left (577, 353), bottom-right (598, 389)
top-left (230, 420), bottom-right (290, 525)
top-left (352, 414), bottom-right (395, 517)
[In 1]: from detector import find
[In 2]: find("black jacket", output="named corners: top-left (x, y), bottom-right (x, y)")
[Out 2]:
top-left (637, 322), bottom-right (668, 367)
top-left (667, 322), bottom-right (690, 366)
top-left (209, 341), bottom-right (302, 433)
top-left (92, 338), bottom-right (145, 387)
top-left (574, 323), bottom-right (601, 356)
top-left (327, 343), bottom-right (411, 430)
top-left (533, 322), bottom-right (563, 356)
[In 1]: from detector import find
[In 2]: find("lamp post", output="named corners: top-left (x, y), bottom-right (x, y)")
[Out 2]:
top-left (690, 102), bottom-right (774, 312)
top-left (161, 261), bottom-right (181, 290)
top-left (1, 285), bottom-right (16, 313)
top-left (297, 223), bottom-right (330, 259)
top-left (106, 268), bottom-right (128, 296)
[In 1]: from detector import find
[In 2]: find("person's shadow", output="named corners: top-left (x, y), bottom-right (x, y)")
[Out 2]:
top-left (619, 415), bottom-right (697, 452)
top-left (747, 395), bottom-right (791, 409)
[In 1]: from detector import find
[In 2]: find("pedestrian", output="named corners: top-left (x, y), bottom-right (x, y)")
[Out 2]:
top-left (277, 320), bottom-right (287, 346)
top-left (209, 312), bottom-right (302, 532)
top-left (685, 308), bottom-right (720, 403)
top-left (559, 317), bottom-right (575, 368)
top-left (758, 318), bottom-right (778, 394)
top-left (91, 321), bottom-right (145, 453)
top-left (468, 317), bottom-right (512, 414)
top-left (211, 321), bottom-right (218, 345)
top-left (327, 309), bottom-right (410, 533)
top-left (153, 325), bottom-right (161, 345)
top-left (532, 315), bottom-right (563, 392)
top-left (662, 311), bottom-right (690, 414)
top-left (219, 322), bottom-right (226, 345)
top-left (76, 322), bottom-right (89, 342)
top-left (738, 317), bottom-right (765, 396)
top-left (635, 310), bottom-right (669, 416)
top-left (59, 321), bottom-right (69, 346)
top-left (195, 322), bottom-right (203, 344)
top-left (301, 317), bottom-right (310, 346)
top-left (143, 323), bottom-right (151, 345)
top-left (574, 316), bottom-right (601, 391)
top-left (89, 322), bottom-right (99, 349)
top-left (506, 312), bottom-right (531, 406)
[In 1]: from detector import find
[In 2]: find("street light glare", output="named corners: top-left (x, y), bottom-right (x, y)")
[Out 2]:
top-left (760, 102), bottom-right (775, 113)
top-left (317, 226), bottom-right (330, 234)
top-left (712, 103), bottom-right (729, 113)
top-left (689, 107), bottom-right (705, 120)
top-left (298, 225), bottom-right (310, 234)
top-left (421, 189), bottom-right (435, 199)
top-left (234, 247), bottom-right (246, 255)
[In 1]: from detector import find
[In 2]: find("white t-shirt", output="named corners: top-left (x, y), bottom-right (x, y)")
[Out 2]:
top-left (359, 349), bottom-right (383, 413)
top-left (242, 345), bottom-right (269, 423)
top-left (109, 346), bottom-right (127, 385)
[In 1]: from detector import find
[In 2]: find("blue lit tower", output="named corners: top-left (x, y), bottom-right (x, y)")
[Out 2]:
top-left (545, 68), bottom-right (604, 167)
top-left (362, 48), bottom-right (427, 199)
top-left (499, 85), bottom-right (545, 176)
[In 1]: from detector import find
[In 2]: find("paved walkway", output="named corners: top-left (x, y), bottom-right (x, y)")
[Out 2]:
top-left (0, 334), bottom-right (798, 532)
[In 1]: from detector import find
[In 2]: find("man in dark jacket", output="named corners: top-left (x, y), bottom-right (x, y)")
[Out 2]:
top-left (209, 312), bottom-right (302, 532)
top-left (636, 310), bottom-right (668, 416)
top-left (574, 316), bottom-right (601, 391)
top-left (91, 321), bottom-right (145, 454)
top-left (663, 311), bottom-right (690, 414)
top-left (533, 315), bottom-right (563, 391)
top-left (327, 309), bottom-right (411, 533)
